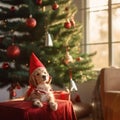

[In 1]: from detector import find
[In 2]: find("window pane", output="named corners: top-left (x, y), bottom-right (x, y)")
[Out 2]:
top-left (87, 44), bottom-right (109, 69)
top-left (112, 3), bottom-right (120, 42)
top-left (112, 43), bottom-right (120, 66)
top-left (112, 0), bottom-right (120, 3)
top-left (87, 10), bottom-right (108, 44)
top-left (88, 0), bottom-right (108, 8)
top-left (85, 0), bottom-right (120, 70)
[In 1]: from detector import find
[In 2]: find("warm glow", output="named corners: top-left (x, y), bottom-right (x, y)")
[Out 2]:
top-left (112, 0), bottom-right (120, 3)
top-left (87, 0), bottom-right (120, 69)
top-left (89, 0), bottom-right (108, 7)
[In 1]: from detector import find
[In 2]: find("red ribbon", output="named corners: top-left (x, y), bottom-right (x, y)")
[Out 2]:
top-left (26, 85), bottom-right (35, 97)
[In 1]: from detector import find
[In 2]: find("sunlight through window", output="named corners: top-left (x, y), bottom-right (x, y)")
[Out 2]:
top-left (86, 0), bottom-right (120, 69)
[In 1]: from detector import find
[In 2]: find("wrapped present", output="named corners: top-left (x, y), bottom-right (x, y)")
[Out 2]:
top-left (53, 91), bottom-right (70, 100)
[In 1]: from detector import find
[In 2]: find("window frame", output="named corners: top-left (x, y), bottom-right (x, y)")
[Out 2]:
top-left (79, 0), bottom-right (120, 69)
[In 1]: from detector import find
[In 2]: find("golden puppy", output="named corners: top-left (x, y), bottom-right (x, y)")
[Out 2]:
top-left (24, 53), bottom-right (58, 111)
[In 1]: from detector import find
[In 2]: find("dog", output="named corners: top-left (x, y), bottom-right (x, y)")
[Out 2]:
top-left (24, 53), bottom-right (58, 111)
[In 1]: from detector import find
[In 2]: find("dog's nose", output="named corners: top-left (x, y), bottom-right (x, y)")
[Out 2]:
top-left (42, 75), bottom-right (46, 80)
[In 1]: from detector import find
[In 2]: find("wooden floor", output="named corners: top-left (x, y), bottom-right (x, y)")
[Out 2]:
top-left (78, 115), bottom-right (93, 120)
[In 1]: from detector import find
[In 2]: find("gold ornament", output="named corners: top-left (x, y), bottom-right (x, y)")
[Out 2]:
top-left (64, 51), bottom-right (74, 65)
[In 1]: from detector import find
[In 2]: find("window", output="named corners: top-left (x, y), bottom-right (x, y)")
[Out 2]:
top-left (78, 0), bottom-right (120, 70)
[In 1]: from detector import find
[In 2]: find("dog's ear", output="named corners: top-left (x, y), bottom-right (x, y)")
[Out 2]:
top-left (29, 75), bottom-right (36, 87)
top-left (46, 76), bottom-right (52, 84)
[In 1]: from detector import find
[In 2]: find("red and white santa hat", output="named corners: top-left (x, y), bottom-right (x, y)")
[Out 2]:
top-left (29, 52), bottom-right (45, 75)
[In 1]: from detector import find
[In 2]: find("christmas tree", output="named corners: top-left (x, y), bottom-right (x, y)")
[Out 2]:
top-left (0, 0), bottom-right (96, 94)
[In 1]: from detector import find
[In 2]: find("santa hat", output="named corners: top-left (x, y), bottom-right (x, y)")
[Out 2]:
top-left (29, 52), bottom-right (45, 75)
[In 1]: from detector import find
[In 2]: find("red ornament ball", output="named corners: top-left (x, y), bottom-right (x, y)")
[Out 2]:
top-left (16, 83), bottom-right (21, 89)
top-left (65, 7), bottom-right (69, 11)
top-left (16, 85), bottom-right (21, 89)
top-left (11, 90), bottom-right (17, 97)
top-left (7, 45), bottom-right (20, 58)
top-left (26, 17), bottom-right (37, 28)
top-left (64, 20), bottom-right (71, 29)
top-left (75, 94), bottom-right (81, 103)
top-left (52, 2), bottom-right (59, 10)
top-left (36, 0), bottom-right (42, 5)
top-left (2, 62), bottom-right (10, 70)
top-left (76, 57), bottom-right (81, 62)
top-left (10, 6), bottom-right (16, 12)
top-left (76, 57), bottom-right (84, 62)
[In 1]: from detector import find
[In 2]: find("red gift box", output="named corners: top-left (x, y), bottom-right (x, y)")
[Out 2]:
top-left (0, 100), bottom-right (77, 120)
top-left (53, 91), bottom-right (70, 100)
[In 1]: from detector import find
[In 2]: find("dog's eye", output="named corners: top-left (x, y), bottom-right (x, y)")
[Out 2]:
top-left (43, 72), bottom-right (47, 74)
top-left (36, 73), bottom-right (40, 76)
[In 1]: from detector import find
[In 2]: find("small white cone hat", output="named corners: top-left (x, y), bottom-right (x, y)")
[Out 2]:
top-left (69, 70), bottom-right (78, 91)
top-left (45, 32), bottom-right (53, 47)
top-left (70, 78), bottom-right (78, 91)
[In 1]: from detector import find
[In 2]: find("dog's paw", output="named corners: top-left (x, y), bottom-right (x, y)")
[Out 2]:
top-left (50, 102), bottom-right (58, 111)
top-left (33, 99), bottom-right (43, 107)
